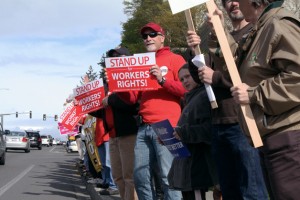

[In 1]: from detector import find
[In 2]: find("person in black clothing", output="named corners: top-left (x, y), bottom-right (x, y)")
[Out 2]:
top-left (95, 47), bottom-right (139, 199)
top-left (168, 64), bottom-right (219, 200)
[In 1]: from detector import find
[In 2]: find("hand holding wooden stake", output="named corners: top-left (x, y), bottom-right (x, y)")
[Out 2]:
top-left (168, 0), bottom-right (262, 147)
top-left (205, 0), bottom-right (263, 147)
top-left (184, 9), bottom-right (218, 109)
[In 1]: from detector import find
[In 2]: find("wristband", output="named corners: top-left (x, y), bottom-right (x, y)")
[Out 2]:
top-left (158, 77), bottom-right (166, 86)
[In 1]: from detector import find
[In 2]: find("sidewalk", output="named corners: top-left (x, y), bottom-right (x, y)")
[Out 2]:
top-left (76, 159), bottom-right (214, 200)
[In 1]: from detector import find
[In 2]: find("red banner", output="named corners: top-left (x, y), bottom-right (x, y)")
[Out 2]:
top-left (105, 52), bottom-right (159, 92)
top-left (73, 79), bottom-right (105, 116)
top-left (59, 102), bottom-right (82, 131)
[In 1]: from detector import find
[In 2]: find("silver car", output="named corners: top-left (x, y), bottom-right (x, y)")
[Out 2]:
top-left (5, 130), bottom-right (30, 153)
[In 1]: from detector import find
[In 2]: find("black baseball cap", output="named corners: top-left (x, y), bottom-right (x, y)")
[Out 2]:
top-left (107, 47), bottom-right (130, 57)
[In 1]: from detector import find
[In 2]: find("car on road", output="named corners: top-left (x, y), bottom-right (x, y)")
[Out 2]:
top-left (26, 131), bottom-right (42, 150)
top-left (5, 130), bottom-right (30, 153)
top-left (0, 123), bottom-right (6, 165)
top-left (66, 140), bottom-right (78, 153)
top-left (41, 135), bottom-right (51, 147)
top-left (56, 139), bottom-right (63, 145)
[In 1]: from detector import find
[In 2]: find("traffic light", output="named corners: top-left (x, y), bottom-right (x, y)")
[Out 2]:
top-left (16, 112), bottom-right (18, 118)
top-left (54, 115), bottom-right (58, 121)
top-left (43, 114), bottom-right (46, 121)
top-left (29, 111), bottom-right (32, 119)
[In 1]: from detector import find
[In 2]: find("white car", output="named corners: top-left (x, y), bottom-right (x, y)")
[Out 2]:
top-left (66, 141), bottom-right (78, 152)
top-left (41, 135), bottom-right (50, 147)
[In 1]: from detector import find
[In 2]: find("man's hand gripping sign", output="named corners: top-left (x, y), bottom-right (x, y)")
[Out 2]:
top-left (105, 52), bottom-right (160, 92)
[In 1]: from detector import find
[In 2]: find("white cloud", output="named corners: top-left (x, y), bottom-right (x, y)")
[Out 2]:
top-left (0, 0), bottom-right (127, 135)
top-left (0, 0), bottom-right (126, 38)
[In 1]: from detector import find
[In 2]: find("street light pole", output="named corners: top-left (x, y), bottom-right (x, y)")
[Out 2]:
top-left (0, 111), bottom-right (32, 128)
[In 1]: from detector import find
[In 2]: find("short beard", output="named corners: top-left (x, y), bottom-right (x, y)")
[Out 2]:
top-left (145, 44), bottom-right (157, 52)
top-left (229, 12), bottom-right (245, 22)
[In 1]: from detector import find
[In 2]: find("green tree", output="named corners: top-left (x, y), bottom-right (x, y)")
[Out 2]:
top-left (78, 65), bottom-right (98, 86)
top-left (121, 0), bottom-right (207, 55)
top-left (97, 53), bottom-right (107, 80)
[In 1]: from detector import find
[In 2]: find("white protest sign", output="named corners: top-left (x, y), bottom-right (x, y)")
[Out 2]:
top-left (73, 79), bottom-right (103, 97)
top-left (192, 54), bottom-right (217, 107)
top-left (105, 52), bottom-right (156, 68)
top-left (168, 0), bottom-right (208, 14)
top-left (105, 52), bottom-right (159, 92)
top-left (73, 79), bottom-right (105, 115)
top-left (59, 102), bottom-right (82, 131)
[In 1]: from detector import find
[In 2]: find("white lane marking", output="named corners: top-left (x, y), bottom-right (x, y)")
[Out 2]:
top-left (0, 165), bottom-right (35, 197)
top-left (49, 146), bottom-right (56, 152)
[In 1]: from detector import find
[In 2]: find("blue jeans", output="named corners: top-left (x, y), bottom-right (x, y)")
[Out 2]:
top-left (212, 124), bottom-right (268, 200)
top-left (98, 142), bottom-right (117, 189)
top-left (133, 125), bottom-right (181, 200)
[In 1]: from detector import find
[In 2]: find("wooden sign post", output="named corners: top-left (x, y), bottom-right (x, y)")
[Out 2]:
top-left (184, 9), bottom-right (218, 109)
top-left (168, 0), bottom-right (263, 147)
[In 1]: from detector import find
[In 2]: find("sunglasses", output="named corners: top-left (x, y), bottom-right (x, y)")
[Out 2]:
top-left (141, 32), bottom-right (162, 40)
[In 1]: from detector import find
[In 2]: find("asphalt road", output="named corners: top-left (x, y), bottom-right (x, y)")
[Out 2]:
top-left (0, 144), bottom-right (215, 200)
top-left (0, 145), bottom-right (90, 200)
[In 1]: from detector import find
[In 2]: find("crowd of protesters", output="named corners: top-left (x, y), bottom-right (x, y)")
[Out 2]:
top-left (72, 0), bottom-right (300, 200)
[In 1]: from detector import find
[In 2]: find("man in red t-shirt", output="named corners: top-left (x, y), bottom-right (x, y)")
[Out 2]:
top-left (118, 22), bottom-right (185, 200)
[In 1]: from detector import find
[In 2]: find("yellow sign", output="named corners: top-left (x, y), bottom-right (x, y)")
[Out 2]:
top-left (68, 136), bottom-right (75, 141)
top-left (83, 115), bottom-right (102, 172)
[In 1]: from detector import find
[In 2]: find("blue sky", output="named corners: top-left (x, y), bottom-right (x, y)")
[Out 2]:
top-left (0, 0), bottom-right (127, 139)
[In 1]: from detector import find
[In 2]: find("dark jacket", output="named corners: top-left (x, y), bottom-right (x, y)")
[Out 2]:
top-left (90, 93), bottom-right (138, 137)
top-left (226, 2), bottom-right (300, 138)
top-left (168, 85), bottom-right (218, 191)
top-left (189, 24), bottom-right (253, 125)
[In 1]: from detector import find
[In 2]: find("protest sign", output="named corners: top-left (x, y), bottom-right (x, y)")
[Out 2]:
top-left (83, 115), bottom-right (102, 173)
top-left (73, 79), bottom-right (105, 116)
top-left (58, 123), bottom-right (79, 135)
top-left (168, 0), bottom-right (208, 14)
top-left (105, 52), bottom-right (160, 92)
top-left (167, 0), bottom-right (263, 147)
top-left (152, 119), bottom-right (190, 158)
top-left (59, 102), bottom-right (82, 131)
